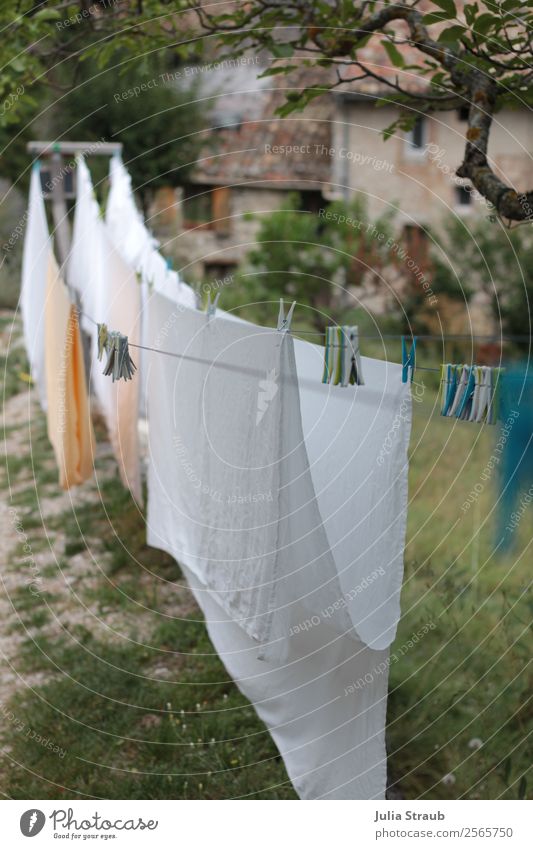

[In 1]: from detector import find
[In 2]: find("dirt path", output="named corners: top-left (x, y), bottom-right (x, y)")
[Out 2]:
top-left (0, 313), bottom-right (196, 717)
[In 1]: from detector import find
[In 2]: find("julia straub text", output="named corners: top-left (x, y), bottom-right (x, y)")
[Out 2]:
top-left (374, 810), bottom-right (445, 822)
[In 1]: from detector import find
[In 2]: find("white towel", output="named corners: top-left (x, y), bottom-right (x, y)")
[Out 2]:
top-left (69, 157), bottom-right (142, 504)
top-left (145, 292), bottom-right (412, 799)
top-left (20, 164), bottom-right (51, 409)
top-left (106, 155), bottom-right (197, 308)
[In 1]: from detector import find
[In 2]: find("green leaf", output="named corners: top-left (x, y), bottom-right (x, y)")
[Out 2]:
top-left (271, 43), bottom-right (294, 58)
top-left (382, 40), bottom-right (405, 68)
top-left (353, 32), bottom-right (373, 50)
top-left (437, 24), bottom-right (466, 43)
top-left (430, 71), bottom-right (447, 88)
top-left (422, 13), bottom-right (448, 25)
top-left (33, 8), bottom-right (62, 21)
top-left (9, 57), bottom-right (25, 73)
top-left (464, 3), bottom-right (479, 26)
top-left (382, 117), bottom-right (406, 140)
top-left (259, 65), bottom-right (297, 77)
top-left (473, 13), bottom-right (498, 34)
top-left (431, 0), bottom-right (457, 18)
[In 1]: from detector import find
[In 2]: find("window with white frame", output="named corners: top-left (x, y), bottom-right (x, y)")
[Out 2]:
top-left (405, 116), bottom-right (427, 157)
top-left (455, 184), bottom-right (473, 208)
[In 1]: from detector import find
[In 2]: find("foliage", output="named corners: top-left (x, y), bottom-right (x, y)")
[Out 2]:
top-left (431, 217), bottom-right (533, 337)
top-left (195, 0), bottom-right (533, 118)
top-left (50, 52), bottom-right (208, 207)
top-left (0, 181), bottom-right (27, 308)
top-left (224, 193), bottom-right (396, 327)
top-left (193, 0), bottom-right (533, 222)
top-left (0, 2), bottom-right (531, 219)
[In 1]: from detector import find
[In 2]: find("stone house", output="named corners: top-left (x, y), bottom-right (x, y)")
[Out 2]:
top-left (149, 56), bottom-right (531, 324)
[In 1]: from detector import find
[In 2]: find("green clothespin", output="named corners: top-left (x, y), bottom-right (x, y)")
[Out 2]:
top-left (102, 331), bottom-right (137, 382)
top-left (97, 323), bottom-right (108, 361)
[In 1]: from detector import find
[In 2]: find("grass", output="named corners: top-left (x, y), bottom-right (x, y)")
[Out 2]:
top-left (0, 315), bottom-right (531, 800)
top-left (387, 394), bottom-right (532, 800)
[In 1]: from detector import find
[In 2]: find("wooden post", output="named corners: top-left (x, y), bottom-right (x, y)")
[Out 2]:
top-left (26, 140), bottom-right (123, 382)
top-left (26, 141), bottom-right (123, 262)
top-left (49, 146), bottom-right (71, 268)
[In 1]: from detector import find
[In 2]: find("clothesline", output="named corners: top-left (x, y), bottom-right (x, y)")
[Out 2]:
top-left (293, 329), bottom-right (533, 343)
top-left (77, 308), bottom-right (531, 381)
top-left (78, 302), bottom-right (531, 345)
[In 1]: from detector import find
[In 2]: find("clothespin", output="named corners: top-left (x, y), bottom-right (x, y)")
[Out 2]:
top-left (440, 364), bottom-right (449, 415)
top-left (205, 291), bottom-right (221, 320)
top-left (441, 363), bottom-right (457, 416)
top-left (456, 365), bottom-right (476, 419)
top-left (322, 325), bottom-right (364, 387)
top-left (97, 323), bottom-right (108, 361)
top-left (102, 331), bottom-right (137, 382)
top-left (401, 336), bottom-right (417, 383)
top-left (322, 326), bottom-right (335, 384)
top-left (342, 326), bottom-right (364, 386)
top-left (469, 366), bottom-right (483, 422)
top-left (448, 365), bottom-right (468, 417)
top-left (487, 367), bottom-right (502, 425)
top-left (277, 299), bottom-right (296, 332)
top-left (166, 257), bottom-right (173, 270)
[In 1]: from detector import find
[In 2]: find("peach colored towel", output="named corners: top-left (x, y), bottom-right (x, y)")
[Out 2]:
top-left (45, 252), bottom-right (95, 489)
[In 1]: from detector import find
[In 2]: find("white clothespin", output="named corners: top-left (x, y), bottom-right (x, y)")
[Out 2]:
top-left (277, 298), bottom-right (296, 332)
top-left (342, 326), bottom-right (364, 386)
top-left (205, 291), bottom-right (221, 320)
top-left (477, 365), bottom-right (491, 423)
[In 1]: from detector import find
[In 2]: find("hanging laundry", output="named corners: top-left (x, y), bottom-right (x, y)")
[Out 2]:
top-left (497, 364), bottom-right (533, 550)
top-left (322, 325), bottom-right (364, 386)
top-left (20, 162), bottom-right (51, 409)
top-left (69, 157), bottom-right (142, 504)
top-left (146, 292), bottom-right (411, 800)
top-left (440, 364), bottom-right (501, 424)
top-left (44, 251), bottom-right (94, 489)
top-left (105, 155), bottom-right (197, 416)
top-left (106, 154), bottom-right (197, 309)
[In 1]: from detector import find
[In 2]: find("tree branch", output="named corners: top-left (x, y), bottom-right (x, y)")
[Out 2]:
top-left (193, 1), bottom-right (532, 222)
top-left (456, 72), bottom-right (533, 221)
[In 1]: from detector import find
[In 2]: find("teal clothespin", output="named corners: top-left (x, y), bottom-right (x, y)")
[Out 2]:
top-left (166, 257), bottom-right (173, 270)
top-left (456, 365), bottom-right (475, 419)
top-left (277, 299), bottom-right (296, 332)
top-left (401, 336), bottom-right (417, 383)
top-left (441, 364), bottom-right (457, 416)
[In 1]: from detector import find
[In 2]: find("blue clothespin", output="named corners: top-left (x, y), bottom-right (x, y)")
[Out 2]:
top-left (401, 336), bottom-right (417, 383)
top-left (456, 365), bottom-right (475, 419)
top-left (205, 291), bottom-right (220, 319)
top-left (441, 363), bottom-right (455, 416)
top-left (166, 257), bottom-right (173, 270)
top-left (277, 299), bottom-right (296, 332)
